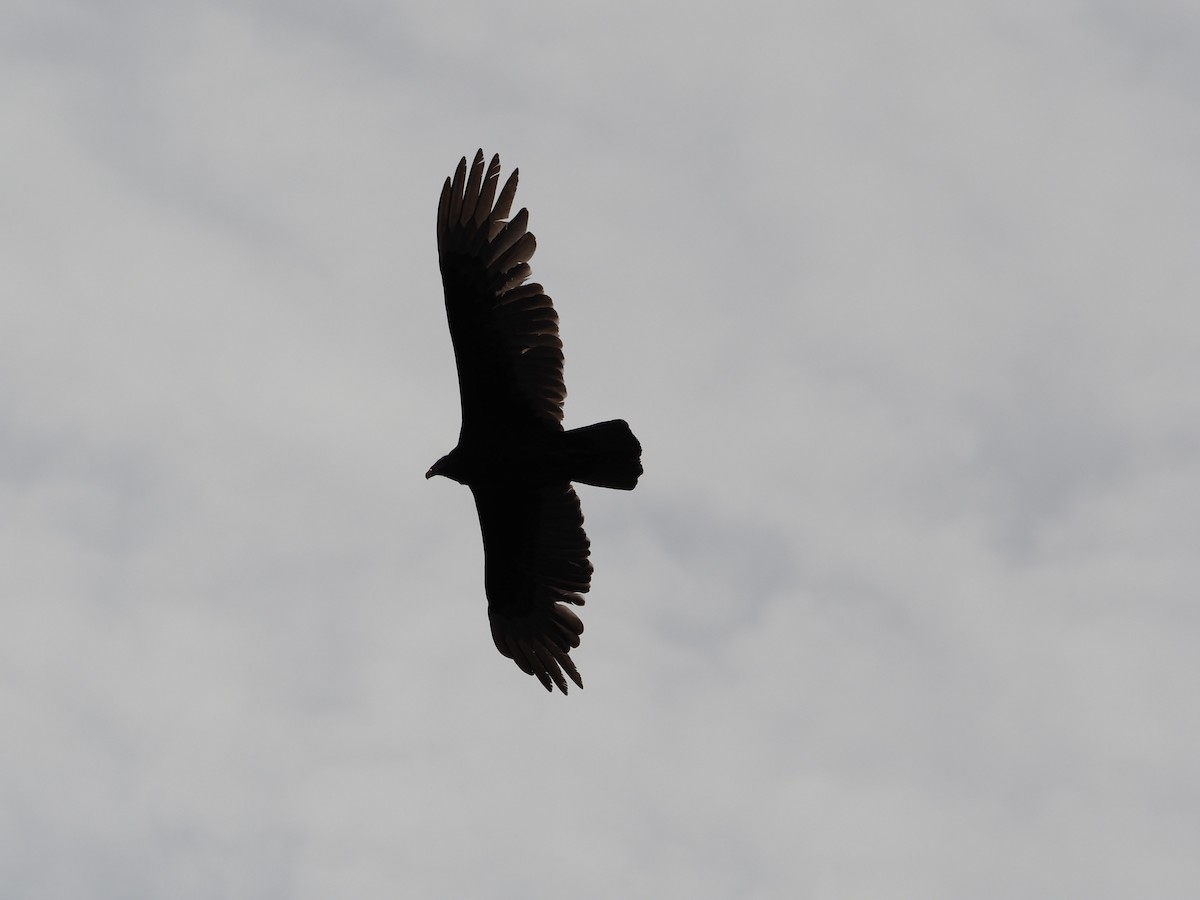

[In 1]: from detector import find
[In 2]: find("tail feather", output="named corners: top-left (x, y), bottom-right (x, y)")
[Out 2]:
top-left (566, 419), bottom-right (642, 490)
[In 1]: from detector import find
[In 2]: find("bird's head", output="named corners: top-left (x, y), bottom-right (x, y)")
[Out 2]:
top-left (426, 452), bottom-right (464, 484)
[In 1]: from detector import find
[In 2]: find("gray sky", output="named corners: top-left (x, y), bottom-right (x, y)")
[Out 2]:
top-left (3, 1), bottom-right (1198, 897)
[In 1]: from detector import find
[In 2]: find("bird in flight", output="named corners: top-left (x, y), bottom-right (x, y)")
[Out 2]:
top-left (427, 151), bottom-right (643, 693)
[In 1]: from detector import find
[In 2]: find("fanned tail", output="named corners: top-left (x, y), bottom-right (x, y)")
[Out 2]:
top-left (566, 419), bottom-right (643, 490)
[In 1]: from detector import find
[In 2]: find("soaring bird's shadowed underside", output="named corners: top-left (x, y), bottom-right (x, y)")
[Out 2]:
top-left (427, 151), bottom-right (642, 694)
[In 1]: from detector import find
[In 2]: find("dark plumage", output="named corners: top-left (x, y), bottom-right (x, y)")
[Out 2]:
top-left (427, 151), bottom-right (642, 694)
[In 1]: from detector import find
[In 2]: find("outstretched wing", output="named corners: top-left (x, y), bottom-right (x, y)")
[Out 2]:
top-left (438, 150), bottom-right (566, 438)
top-left (471, 481), bottom-right (593, 693)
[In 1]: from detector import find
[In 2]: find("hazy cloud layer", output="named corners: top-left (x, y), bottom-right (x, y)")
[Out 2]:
top-left (3, 2), bottom-right (1198, 897)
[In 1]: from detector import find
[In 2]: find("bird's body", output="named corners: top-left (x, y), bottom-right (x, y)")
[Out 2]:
top-left (427, 151), bottom-right (642, 693)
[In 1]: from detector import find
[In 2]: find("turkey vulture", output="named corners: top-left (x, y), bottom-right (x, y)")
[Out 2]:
top-left (426, 151), bottom-right (642, 693)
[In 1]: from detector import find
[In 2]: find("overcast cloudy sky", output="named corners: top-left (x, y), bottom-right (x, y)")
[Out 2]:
top-left (3, 1), bottom-right (1198, 897)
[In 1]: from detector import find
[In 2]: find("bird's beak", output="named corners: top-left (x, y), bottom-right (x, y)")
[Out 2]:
top-left (425, 466), bottom-right (437, 480)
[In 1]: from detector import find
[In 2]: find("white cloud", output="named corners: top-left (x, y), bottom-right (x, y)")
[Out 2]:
top-left (2, 1), bottom-right (1198, 897)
